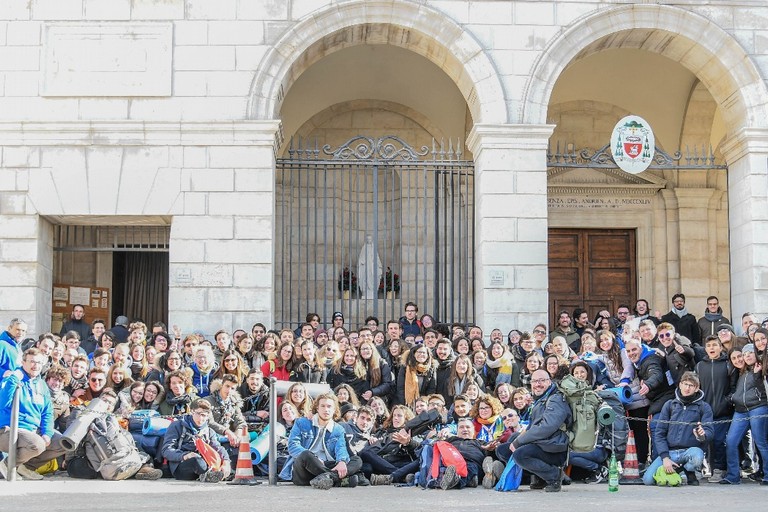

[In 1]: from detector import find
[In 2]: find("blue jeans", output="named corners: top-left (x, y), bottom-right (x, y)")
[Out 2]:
top-left (724, 405), bottom-right (768, 483)
top-left (642, 447), bottom-right (704, 486)
top-left (709, 420), bottom-right (729, 471)
top-left (570, 446), bottom-right (608, 473)
top-left (512, 444), bottom-right (567, 484)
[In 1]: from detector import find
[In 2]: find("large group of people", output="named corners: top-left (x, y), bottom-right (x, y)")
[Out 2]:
top-left (1, 293), bottom-right (768, 492)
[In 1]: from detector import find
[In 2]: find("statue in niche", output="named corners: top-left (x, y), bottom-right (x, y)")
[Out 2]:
top-left (357, 234), bottom-right (381, 299)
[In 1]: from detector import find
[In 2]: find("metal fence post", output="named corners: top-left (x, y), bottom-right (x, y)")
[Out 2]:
top-left (268, 378), bottom-right (277, 486)
top-left (6, 386), bottom-right (21, 482)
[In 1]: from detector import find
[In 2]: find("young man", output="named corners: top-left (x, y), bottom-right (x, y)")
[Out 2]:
top-left (549, 310), bottom-right (579, 350)
top-left (698, 296), bottom-right (730, 340)
top-left (695, 335), bottom-right (736, 483)
top-left (212, 330), bottom-right (232, 363)
top-left (509, 369), bottom-right (571, 492)
top-left (0, 348), bottom-right (68, 480)
top-left (203, 374), bottom-right (245, 450)
top-left (280, 392), bottom-right (363, 489)
top-left (661, 293), bottom-right (701, 345)
top-left (161, 399), bottom-right (231, 482)
top-left (399, 302), bottom-right (421, 337)
top-left (386, 320), bottom-right (403, 344)
top-left (1, 318), bottom-right (27, 376)
top-left (642, 372), bottom-right (713, 486)
top-left (60, 304), bottom-right (90, 342)
top-left (331, 312), bottom-right (345, 330)
top-left (434, 338), bottom-right (455, 404)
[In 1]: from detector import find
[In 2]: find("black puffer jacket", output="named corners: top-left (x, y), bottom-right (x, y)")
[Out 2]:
top-left (695, 354), bottom-right (736, 418)
top-left (731, 368), bottom-right (768, 413)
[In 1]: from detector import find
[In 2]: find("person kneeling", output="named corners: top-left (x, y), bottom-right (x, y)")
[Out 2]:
top-left (161, 399), bottom-right (231, 482)
top-left (280, 392), bottom-right (363, 489)
top-left (642, 372), bottom-right (713, 486)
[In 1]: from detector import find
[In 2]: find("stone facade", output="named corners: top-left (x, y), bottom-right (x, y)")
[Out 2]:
top-left (1, 0), bottom-right (767, 336)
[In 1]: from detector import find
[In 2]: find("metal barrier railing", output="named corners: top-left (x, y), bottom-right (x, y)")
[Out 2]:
top-left (6, 387), bottom-right (20, 482)
top-left (267, 379), bottom-right (330, 486)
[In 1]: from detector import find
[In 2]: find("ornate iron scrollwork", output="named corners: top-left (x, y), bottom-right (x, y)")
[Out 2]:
top-left (548, 142), bottom-right (726, 170)
top-left (323, 135), bottom-right (430, 161)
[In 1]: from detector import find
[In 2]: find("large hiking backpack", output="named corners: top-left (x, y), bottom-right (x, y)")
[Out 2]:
top-left (557, 375), bottom-right (602, 453)
top-left (415, 440), bottom-right (468, 489)
top-left (84, 414), bottom-right (144, 480)
top-left (596, 389), bottom-right (629, 461)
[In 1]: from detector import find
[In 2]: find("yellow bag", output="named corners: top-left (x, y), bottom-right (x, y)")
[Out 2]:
top-left (36, 458), bottom-right (58, 475)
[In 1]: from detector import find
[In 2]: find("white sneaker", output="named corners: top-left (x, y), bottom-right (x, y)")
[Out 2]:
top-left (16, 464), bottom-right (43, 480)
top-left (708, 469), bottom-right (724, 483)
top-left (0, 459), bottom-right (8, 480)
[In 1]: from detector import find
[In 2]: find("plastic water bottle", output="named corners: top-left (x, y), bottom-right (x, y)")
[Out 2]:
top-left (608, 453), bottom-right (619, 492)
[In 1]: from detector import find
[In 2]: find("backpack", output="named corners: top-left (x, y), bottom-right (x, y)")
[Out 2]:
top-left (596, 389), bottom-right (629, 461)
top-left (415, 440), bottom-right (468, 489)
top-left (557, 375), bottom-right (602, 453)
top-left (84, 414), bottom-right (144, 480)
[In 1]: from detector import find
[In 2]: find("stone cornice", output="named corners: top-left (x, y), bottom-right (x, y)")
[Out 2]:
top-left (466, 123), bottom-right (556, 154)
top-left (720, 127), bottom-right (768, 162)
top-left (547, 185), bottom-right (661, 196)
top-left (0, 120), bottom-right (283, 147)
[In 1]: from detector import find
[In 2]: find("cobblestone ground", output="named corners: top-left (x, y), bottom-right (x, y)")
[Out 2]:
top-left (0, 477), bottom-right (765, 512)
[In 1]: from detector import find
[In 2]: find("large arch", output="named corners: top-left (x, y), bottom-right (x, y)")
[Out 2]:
top-left (522, 4), bottom-right (768, 133)
top-left (247, 0), bottom-right (507, 125)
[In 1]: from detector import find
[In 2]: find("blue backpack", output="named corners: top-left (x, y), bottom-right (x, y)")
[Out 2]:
top-left (494, 457), bottom-right (523, 491)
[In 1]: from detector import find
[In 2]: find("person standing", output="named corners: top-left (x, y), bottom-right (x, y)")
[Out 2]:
top-left (59, 304), bottom-right (90, 342)
top-left (661, 294), bottom-right (701, 346)
top-left (698, 296), bottom-right (730, 340)
top-left (0, 318), bottom-right (27, 376)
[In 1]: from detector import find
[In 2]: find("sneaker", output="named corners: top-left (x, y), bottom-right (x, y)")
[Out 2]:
top-left (310, 473), bottom-right (335, 490)
top-left (719, 478), bottom-right (740, 485)
top-left (467, 475), bottom-right (478, 488)
top-left (544, 479), bottom-right (562, 492)
top-left (701, 459), bottom-right (711, 478)
top-left (405, 473), bottom-right (415, 485)
top-left (440, 465), bottom-right (460, 490)
top-left (685, 471), bottom-right (699, 486)
top-left (0, 459), bottom-right (8, 480)
top-left (584, 466), bottom-right (609, 484)
top-left (340, 475), bottom-right (358, 488)
top-left (370, 474), bottom-right (393, 486)
top-left (16, 465), bottom-right (44, 481)
top-left (482, 457), bottom-right (504, 489)
top-left (529, 475), bottom-right (547, 490)
top-left (199, 470), bottom-right (225, 483)
top-left (135, 466), bottom-right (163, 480)
top-left (748, 471), bottom-right (764, 482)
top-left (708, 469), bottom-right (724, 484)
top-left (356, 474), bottom-right (370, 486)
top-left (561, 474), bottom-right (572, 486)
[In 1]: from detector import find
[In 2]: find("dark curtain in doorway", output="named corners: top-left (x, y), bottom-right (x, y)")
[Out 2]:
top-left (113, 252), bottom-right (169, 326)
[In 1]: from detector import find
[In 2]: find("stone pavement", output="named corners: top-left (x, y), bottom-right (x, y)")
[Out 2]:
top-left (0, 477), bottom-right (764, 512)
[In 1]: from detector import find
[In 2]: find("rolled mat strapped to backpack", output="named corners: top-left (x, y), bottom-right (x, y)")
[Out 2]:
top-left (142, 416), bottom-right (172, 436)
top-left (604, 386), bottom-right (633, 405)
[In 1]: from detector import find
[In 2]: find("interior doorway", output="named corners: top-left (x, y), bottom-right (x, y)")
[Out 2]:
top-left (548, 228), bottom-right (636, 325)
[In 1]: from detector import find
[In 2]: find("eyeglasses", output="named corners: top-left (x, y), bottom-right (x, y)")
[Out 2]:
top-left (533, 330), bottom-right (546, 335)
top-left (90, 377), bottom-right (105, 383)
top-left (531, 378), bottom-right (551, 384)
top-left (405, 309), bottom-right (416, 313)
top-left (253, 330), bottom-right (265, 334)
top-left (617, 311), bottom-right (630, 316)
top-left (659, 332), bottom-right (673, 339)
top-left (428, 402), bottom-right (444, 407)
top-left (503, 413), bottom-right (518, 420)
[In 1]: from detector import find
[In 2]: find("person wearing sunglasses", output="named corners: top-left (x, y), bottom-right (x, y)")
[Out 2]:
top-left (654, 323), bottom-right (695, 386)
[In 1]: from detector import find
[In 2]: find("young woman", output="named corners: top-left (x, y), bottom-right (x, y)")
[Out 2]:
top-left (521, 351), bottom-right (543, 390)
top-left (128, 342), bottom-right (149, 381)
top-left (117, 380), bottom-right (146, 415)
top-left (446, 354), bottom-right (484, 403)
top-left (596, 330), bottom-right (633, 385)
top-left (385, 338), bottom-right (407, 376)
top-left (146, 349), bottom-right (183, 385)
top-left (470, 395), bottom-right (504, 444)
top-left (395, 344), bottom-right (437, 407)
top-left (213, 349), bottom-right (248, 385)
top-left (369, 396), bottom-right (391, 430)
top-left (251, 332), bottom-right (278, 370)
top-left (551, 336), bottom-right (578, 362)
top-left (285, 382), bottom-right (313, 418)
top-left (543, 354), bottom-right (570, 382)
top-left (494, 382), bottom-right (514, 409)
top-left (333, 383), bottom-right (361, 407)
top-left (359, 339), bottom-right (393, 404)
top-left (328, 347), bottom-right (368, 399)
top-left (235, 334), bottom-right (256, 369)
top-left (158, 369), bottom-right (199, 416)
top-left (142, 380), bottom-right (163, 411)
top-left (485, 341), bottom-right (519, 387)
top-left (511, 387), bottom-right (532, 424)
top-left (721, 343), bottom-right (768, 484)
top-left (262, 341), bottom-right (294, 382)
top-left (289, 339), bottom-right (326, 384)
top-left (105, 363), bottom-right (133, 394)
top-left (452, 337), bottom-right (471, 356)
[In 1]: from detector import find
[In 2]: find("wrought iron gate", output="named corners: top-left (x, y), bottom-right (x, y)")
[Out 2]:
top-left (275, 135), bottom-right (475, 331)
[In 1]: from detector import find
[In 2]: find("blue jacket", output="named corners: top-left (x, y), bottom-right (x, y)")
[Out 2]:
top-left (511, 384), bottom-right (571, 453)
top-left (0, 370), bottom-right (54, 438)
top-left (190, 363), bottom-right (214, 398)
top-left (0, 330), bottom-right (21, 375)
top-left (279, 415), bottom-right (350, 481)
top-left (653, 388), bottom-right (713, 460)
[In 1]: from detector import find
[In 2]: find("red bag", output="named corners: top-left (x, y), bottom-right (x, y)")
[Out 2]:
top-left (431, 441), bottom-right (468, 478)
top-left (194, 437), bottom-right (222, 471)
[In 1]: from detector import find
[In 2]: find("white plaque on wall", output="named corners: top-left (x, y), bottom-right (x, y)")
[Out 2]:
top-left (42, 23), bottom-right (172, 97)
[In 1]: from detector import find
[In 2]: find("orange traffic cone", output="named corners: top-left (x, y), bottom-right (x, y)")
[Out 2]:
top-left (227, 426), bottom-right (262, 486)
top-left (619, 430), bottom-right (643, 485)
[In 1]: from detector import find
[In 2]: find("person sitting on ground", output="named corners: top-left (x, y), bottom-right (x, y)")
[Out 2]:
top-left (438, 417), bottom-right (487, 490)
top-left (203, 375), bottom-right (245, 453)
top-left (280, 392), bottom-right (363, 489)
top-left (642, 371), bottom-right (713, 486)
top-left (0, 348), bottom-right (68, 480)
top-left (509, 368), bottom-right (572, 492)
top-left (161, 398), bottom-right (231, 482)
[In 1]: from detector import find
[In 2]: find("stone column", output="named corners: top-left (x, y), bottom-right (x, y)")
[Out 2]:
top-left (0, 149), bottom-right (52, 335)
top-left (721, 128), bottom-right (768, 321)
top-left (673, 187), bottom-right (717, 304)
top-left (466, 124), bottom-right (554, 332)
top-left (169, 120), bottom-right (281, 337)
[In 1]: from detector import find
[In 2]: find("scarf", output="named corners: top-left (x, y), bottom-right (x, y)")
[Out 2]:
top-left (404, 363), bottom-right (429, 405)
top-left (704, 311), bottom-right (723, 322)
top-left (167, 393), bottom-right (193, 415)
top-left (476, 414), bottom-right (499, 426)
top-left (671, 306), bottom-right (688, 318)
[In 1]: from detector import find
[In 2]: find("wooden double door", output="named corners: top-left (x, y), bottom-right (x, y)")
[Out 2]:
top-left (548, 229), bottom-right (636, 326)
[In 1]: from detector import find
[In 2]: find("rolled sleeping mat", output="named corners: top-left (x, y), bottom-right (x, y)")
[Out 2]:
top-left (60, 397), bottom-right (110, 451)
top-left (597, 403), bottom-right (617, 426)
top-left (250, 423), bottom-right (285, 464)
top-left (142, 416), bottom-right (172, 436)
top-left (138, 435), bottom-right (162, 458)
top-left (604, 386), bottom-right (632, 405)
top-left (128, 410), bottom-right (158, 432)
